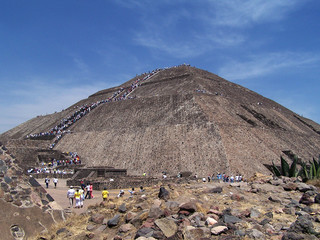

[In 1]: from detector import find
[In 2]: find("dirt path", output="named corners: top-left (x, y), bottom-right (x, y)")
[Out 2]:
top-left (38, 178), bottom-right (123, 214)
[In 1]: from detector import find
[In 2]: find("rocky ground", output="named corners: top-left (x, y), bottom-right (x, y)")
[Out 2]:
top-left (35, 173), bottom-right (320, 240)
top-left (0, 144), bottom-right (66, 240)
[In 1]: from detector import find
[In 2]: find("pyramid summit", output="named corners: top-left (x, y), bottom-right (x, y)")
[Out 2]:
top-left (1, 64), bottom-right (320, 177)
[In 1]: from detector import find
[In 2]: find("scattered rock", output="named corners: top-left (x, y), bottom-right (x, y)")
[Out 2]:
top-left (222, 215), bottom-right (242, 224)
top-left (205, 187), bottom-right (223, 193)
top-left (119, 223), bottom-right (134, 233)
top-left (135, 227), bottom-right (154, 239)
top-left (179, 202), bottom-right (197, 213)
top-left (211, 225), bottom-right (228, 235)
top-left (283, 182), bottom-right (298, 191)
top-left (107, 214), bottom-right (121, 227)
top-left (91, 213), bottom-right (105, 224)
top-left (296, 182), bottom-right (314, 192)
top-left (118, 203), bottom-right (126, 213)
top-left (288, 215), bottom-right (317, 235)
top-left (149, 206), bottom-right (164, 219)
top-left (183, 226), bottom-right (206, 239)
top-left (158, 187), bottom-right (170, 201)
top-left (299, 192), bottom-right (314, 206)
top-left (268, 195), bottom-right (282, 203)
top-left (205, 217), bottom-right (217, 226)
top-left (314, 193), bottom-right (320, 204)
top-left (125, 211), bottom-right (137, 223)
top-left (86, 224), bottom-right (96, 231)
top-left (230, 193), bottom-right (244, 201)
top-left (155, 218), bottom-right (178, 238)
top-left (250, 208), bottom-right (261, 218)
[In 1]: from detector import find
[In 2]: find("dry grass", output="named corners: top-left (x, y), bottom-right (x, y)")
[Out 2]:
top-left (33, 213), bottom-right (89, 240)
top-left (306, 179), bottom-right (320, 189)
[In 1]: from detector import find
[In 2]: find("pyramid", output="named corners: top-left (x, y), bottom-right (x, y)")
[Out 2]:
top-left (1, 65), bottom-right (320, 177)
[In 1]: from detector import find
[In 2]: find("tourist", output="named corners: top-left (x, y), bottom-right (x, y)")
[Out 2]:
top-left (85, 183), bottom-right (91, 199)
top-left (67, 186), bottom-right (75, 208)
top-left (140, 186), bottom-right (145, 192)
top-left (45, 177), bottom-right (50, 188)
top-left (230, 175), bottom-right (234, 183)
top-left (128, 187), bottom-right (135, 197)
top-left (80, 180), bottom-right (86, 190)
top-left (53, 177), bottom-right (58, 188)
top-left (74, 188), bottom-right (81, 208)
top-left (89, 183), bottom-right (93, 199)
top-left (102, 187), bottom-right (109, 201)
top-left (117, 190), bottom-right (124, 198)
top-left (79, 187), bottom-right (85, 208)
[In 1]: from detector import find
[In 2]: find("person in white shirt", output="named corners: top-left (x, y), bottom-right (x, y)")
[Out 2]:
top-left (53, 178), bottom-right (58, 188)
top-left (67, 186), bottom-right (75, 207)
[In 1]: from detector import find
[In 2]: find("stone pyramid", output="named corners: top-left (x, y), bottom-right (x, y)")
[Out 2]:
top-left (1, 65), bottom-right (320, 177)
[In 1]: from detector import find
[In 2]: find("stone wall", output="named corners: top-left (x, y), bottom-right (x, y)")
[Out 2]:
top-left (67, 176), bottom-right (192, 190)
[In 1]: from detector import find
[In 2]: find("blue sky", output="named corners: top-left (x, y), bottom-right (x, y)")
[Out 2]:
top-left (1, 0), bottom-right (320, 134)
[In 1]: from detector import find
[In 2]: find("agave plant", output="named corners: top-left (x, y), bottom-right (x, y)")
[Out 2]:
top-left (300, 155), bottom-right (320, 180)
top-left (272, 156), bottom-right (298, 177)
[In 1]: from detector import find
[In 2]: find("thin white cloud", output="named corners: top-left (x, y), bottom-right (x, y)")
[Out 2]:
top-left (73, 57), bottom-right (90, 75)
top-left (130, 0), bottom-right (302, 58)
top-left (134, 34), bottom-right (206, 58)
top-left (0, 80), bottom-right (108, 134)
top-left (210, 0), bottom-right (301, 27)
top-left (218, 52), bottom-right (320, 80)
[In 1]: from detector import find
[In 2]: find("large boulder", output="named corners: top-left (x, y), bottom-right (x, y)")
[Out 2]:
top-left (158, 187), bottom-right (170, 201)
top-left (155, 218), bottom-right (178, 238)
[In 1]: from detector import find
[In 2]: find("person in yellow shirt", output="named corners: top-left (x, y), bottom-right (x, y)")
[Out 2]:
top-left (102, 187), bottom-right (109, 201)
top-left (74, 188), bottom-right (81, 208)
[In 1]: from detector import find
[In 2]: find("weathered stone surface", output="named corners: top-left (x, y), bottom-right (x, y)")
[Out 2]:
top-left (299, 192), bottom-right (314, 206)
top-left (158, 187), bottom-right (170, 201)
top-left (288, 215), bottom-right (316, 234)
top-left (149, 206), bottom-right (164, 219)
top-left (205, 217), bottom-right (218, 226)
top-left (205, 187), bottom-right (222, 193)
top-left (268, 195), bottom-right (282, 203)
top-left (118, 203), bottom-right (127, 213)
top-left (211, 225), bottom-right (228, 235)
top-left (283, 182), bottom-right (298, 191)
top-left (135, 227), bottom-right (154, 238)
top-left (152, 199), bottom-right (162, 208)
top-left (223, 215), bottom-right (242, 224)
top-left (179, 202), bottom-right (197, 213)
top-left (230, 193), bottom-right (245, 201)
top-left (250, 208), bottom-right (262, 218)
top-left (296, 183), bottom-right (314, 192)
top-left (165, 201), bottom-right (179, 212)
top-left (247, 229), bottom-right (264, 239)
top-left (183, 226), bottom-right (206, 239)
top-left (155, 218), bottom-right (178, 238)
top-left (125, 211), bottom-right (137, 223)
top-left (119, 223), bottom-right (134, 233)
top-left (86, 224), bottom-right (97, 231)
top-left (91, 213), bottom-right (105, 224)
top-left (314, 193), bottom-right (320, 204)
top-left (107, 214), bottom-right (121, 227)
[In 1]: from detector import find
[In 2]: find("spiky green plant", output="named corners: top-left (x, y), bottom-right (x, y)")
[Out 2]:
top-left (300, 155), bottom-right (320, 180)
top-left (272, 156), bottom-right (298, 177)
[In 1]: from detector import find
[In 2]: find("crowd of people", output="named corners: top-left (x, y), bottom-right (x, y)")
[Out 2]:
top-left (28, 167), bottom-right (74, 175)
top-left (200, 173), bottom-right (244, 183)
top-left (27, 68), bottom-right (164, 150)
top-left (27, 64), bottom-right (193, 150)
